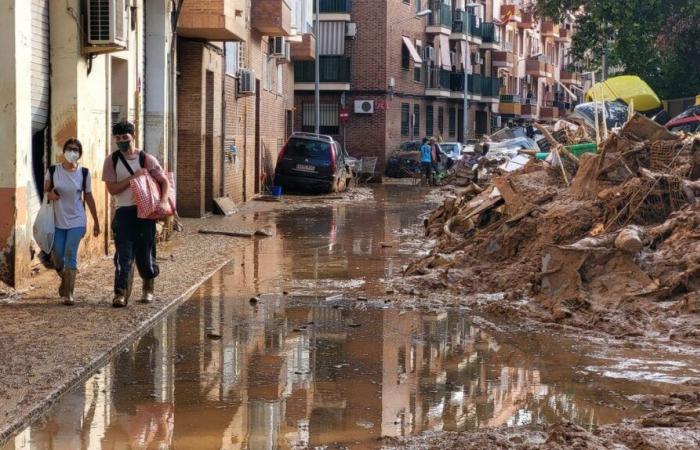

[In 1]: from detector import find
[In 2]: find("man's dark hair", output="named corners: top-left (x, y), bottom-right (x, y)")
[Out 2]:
top-left (112, 121), bottom-right (135, 136)
top-left (482, 143), bottom-right (490, 156)
top-left (422, 138), bottom-right (429, 144)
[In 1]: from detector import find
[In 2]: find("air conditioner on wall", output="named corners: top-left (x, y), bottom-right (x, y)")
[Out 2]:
top-left (271, 37), bottom-right (286, 57)
top-left (87, 0), bottom-right (128, 48)
top-left (346, 22), bottom-right (358, 38)
top-left (354, 100), bottom-right (375, 114)
top-left (471, 53), bottom-right (482, 65)
top-left (423, 46), bottom-right (435, 61)
top-left (238, 69), bottom-right (256, 95)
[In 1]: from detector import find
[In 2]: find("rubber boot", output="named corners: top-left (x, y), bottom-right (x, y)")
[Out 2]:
top-left (62, 269), bottom-right (77, 306)
top-left (141, 278), bottom-right (154, 304)
top-left (52, 251), bottom-right (66, 297)
top-left (58, 269), bottom-right (67, 298)
top-left (113, 265), bottom-right (134, 308)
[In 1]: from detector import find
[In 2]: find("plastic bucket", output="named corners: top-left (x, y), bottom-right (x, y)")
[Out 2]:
top-left (272, 186), bottom-right (283, 196)
top-left (535, 152), bottom-right (549, 160)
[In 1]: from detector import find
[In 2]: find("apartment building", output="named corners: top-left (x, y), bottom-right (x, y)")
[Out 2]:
top-left (1, 0), bottom-right (176, 287)
top-left (293, 0), bottom-right (582, 173)
top-left (176, 0), bottom-right (315, 217)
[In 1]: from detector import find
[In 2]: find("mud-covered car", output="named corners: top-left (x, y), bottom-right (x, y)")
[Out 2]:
top-left (385, 141), bottom-right (454, 178)
top-left (275, 132), bottom-right (353, 193)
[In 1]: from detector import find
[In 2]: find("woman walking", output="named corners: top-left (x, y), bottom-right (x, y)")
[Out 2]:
top-left (45, 138), bottom-right (101, 305)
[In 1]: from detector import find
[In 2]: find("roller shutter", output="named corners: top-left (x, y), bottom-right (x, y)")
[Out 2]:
top-left (31, 0), bottom-right (50, 132)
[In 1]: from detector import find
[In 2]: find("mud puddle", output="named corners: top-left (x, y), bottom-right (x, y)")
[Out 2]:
top-left (3, 186), bottom-right (699, 450)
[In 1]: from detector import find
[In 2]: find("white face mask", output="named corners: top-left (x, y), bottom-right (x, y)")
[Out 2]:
top-left (64, 151), bottom-right (80, 164)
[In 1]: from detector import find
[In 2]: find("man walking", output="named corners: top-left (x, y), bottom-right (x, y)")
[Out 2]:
top-left (102, 121), bottom-right (170, 308)
top-left (420, 138), bottom-right (433, 186)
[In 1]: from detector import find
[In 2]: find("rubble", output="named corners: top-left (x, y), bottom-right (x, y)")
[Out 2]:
top-left (405, 114), bottom-right (700, 340)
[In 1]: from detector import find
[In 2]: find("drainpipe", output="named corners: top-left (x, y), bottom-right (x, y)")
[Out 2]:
top-left (221, 42), bottom-right (227, 198)
top-left (169, 0), bottom-right (185, 173)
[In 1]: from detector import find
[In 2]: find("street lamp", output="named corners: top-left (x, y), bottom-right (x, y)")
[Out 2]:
top-left (314, 0), bottom-right (320, 134)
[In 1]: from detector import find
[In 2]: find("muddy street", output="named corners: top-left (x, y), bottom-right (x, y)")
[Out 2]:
top-left (3, 186), bottom-right (700, 450)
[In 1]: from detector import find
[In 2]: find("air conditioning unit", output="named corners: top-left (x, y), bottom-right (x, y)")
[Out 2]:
top-left (525, 74), bottom-right (532, 84)
top-left (271, 37), bottom-right (286, 57)
top-left (423, 46), bottom-right (435, 61)
top-left (87, 0), bottom-right (128, 48)
top-left (354, 100), bottom-right (375, 114)
top-left (276, 42), bottom-right (291, 64)
top-left (238, 69), bottom-right (256, 95)
top-left (346, 22), bottom-right (358, 38)
top-left (471, 53), bottom-right (482, 65)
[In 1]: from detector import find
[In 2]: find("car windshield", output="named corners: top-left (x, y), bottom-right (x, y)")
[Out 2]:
top-left (286, 138), bottom-right (331, 161)
top-left (441, 144), bottom-right (460, 156)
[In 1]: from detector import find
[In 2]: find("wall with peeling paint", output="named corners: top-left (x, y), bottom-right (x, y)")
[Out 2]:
top-left (0, 0), bottom-right (35, 287)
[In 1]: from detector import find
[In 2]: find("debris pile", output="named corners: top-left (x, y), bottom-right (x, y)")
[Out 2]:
top-left (405, 114), bottom-right (700, 339)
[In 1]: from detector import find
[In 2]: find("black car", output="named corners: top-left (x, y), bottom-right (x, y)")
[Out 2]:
top-left (274, 132), bottom-right (353, 193)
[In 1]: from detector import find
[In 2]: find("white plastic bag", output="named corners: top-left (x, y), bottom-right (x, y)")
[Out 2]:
top-left (33, 197), bottom-right (55, 254)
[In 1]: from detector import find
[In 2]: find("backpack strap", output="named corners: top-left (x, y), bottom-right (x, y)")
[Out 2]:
top-left (81, 167), bottom-right (89, 193)
top-left (48, 165), bottom-right (56, 190)
top-left (111, 150), bottom-right (146, 176)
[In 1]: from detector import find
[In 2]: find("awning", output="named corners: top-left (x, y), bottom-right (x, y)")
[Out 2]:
top-left (439, 34), bottom-right (451, 69)
top-left (460, 40), bottom-right (468, 70)
top-left (401, 36), bottom-right (423, 64)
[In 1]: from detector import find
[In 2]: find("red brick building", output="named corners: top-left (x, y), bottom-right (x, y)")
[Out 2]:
top-left (176, 0), bottom-right (313, 217)
top-left (294, 0), bottom-right (582, 175)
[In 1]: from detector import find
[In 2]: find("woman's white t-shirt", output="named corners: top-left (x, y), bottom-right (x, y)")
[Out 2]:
top-left (45, 165), bottom-right (91, 230)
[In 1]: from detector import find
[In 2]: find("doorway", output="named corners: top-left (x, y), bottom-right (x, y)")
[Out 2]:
top-left (475, 110), bottom-right (488, 137)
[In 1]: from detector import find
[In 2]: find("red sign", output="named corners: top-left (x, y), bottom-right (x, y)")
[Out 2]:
top-left (339, 109), bottom-right (350, 122)
top-left (375, 100), bottom-right (387, 111)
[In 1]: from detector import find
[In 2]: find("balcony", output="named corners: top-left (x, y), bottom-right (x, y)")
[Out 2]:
top-left (252, 0), bottom-right (292, 36)
top-left (294, 56), bottom-right (351, 90)
top-left (541, 20), bottom-right (559, 38)
top-left (500, 4), bottom-right (522, 23)
top-left (545, 63), bottom-right (556, 79)
top-left (480, 22), bottom-right (501, 49)
top-left (519, 12), bottom-right (534, 29)
top-left (560, 69), bottom-right (582, 85)
top-left (448, 73), bottom-right (485, 99)
top-left (498, 95), bottom-right (522, 116)
top-left (557, 27), bottom-right (572, 43)
top-left (468, 73), bottom-right (482, 97)
top-left (481, 77), bottom-right (499, 100)
top-left (314, 0), bottom-right (352, 20)
top-left (467, 13), bottom-right (482, 43)
top-left (526, 57), bottom-right (546, 77)
top-left (492, 50), bottom-right (515, 68)
top-left (178, 0), bottom-right (246, 41)
top-left (451, 10), bottom-right (467, 39)
top-left (290, 33), bottom-right (316, 61)
top-left (540, 105), bottom-right (559, 120)
top-left (426, 66), bottom-right (452, 97)
top-left (521, 101), bottom-right (538, 118)
top-left (427, 1), bottom-right (452, 34)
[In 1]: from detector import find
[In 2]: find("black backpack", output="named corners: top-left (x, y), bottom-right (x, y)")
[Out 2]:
top-left (49, 165), bottom-right (89, 193)
top-left (111, 150), bottom-right (146, 176)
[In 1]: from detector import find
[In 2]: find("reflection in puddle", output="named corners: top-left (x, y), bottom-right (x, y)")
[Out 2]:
top-left (3, 187), bottom-right (698, 449)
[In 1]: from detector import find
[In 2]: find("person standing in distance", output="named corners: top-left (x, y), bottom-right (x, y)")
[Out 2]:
top-left (102, 121), bottom-right (170, 308)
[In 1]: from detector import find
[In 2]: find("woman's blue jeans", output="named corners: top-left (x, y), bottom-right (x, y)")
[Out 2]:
top-left (53, 227), bottom-right (86, 270)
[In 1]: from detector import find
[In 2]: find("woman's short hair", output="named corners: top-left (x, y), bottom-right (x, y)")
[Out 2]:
top-left (63, 138), bottom-right (83, 157)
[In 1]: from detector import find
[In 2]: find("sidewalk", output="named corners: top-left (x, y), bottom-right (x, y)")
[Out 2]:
top-left (0, 202), bottom-right (282, 443)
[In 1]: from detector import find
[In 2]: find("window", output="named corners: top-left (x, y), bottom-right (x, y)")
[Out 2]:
top-left (413, 104), bottom-right (420, 137)
top-left (401, 40), bottom-right (410, 69)
top-left (225, 42), bottom-right (239, 76)
top-left (277, 64), bottom-right (284, 96)
top-left (426, 105), bottom-right (434, 137)
top-left (438, 106), bottom-right (444, 134)
top-left (302, 103), bottom-right (340, 135)
top-left (448, 107), bottom-right (456, 136)
top-left (401, 103), bottom-right (410, 136)
top-left (415, 0), bottom-right (421, 13)
top-left (262, 53), bottom-right (269, 91)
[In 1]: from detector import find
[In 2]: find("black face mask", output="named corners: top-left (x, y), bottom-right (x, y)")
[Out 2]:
top-left (117, 141), bottom-right (131, 151)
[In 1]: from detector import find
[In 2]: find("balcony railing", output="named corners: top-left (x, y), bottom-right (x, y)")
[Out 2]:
top-left (481, 22), bottom-right (500, 44)
top-left (428, 1), bottom-right (452, 28)
top-left (449, 73), bottom-right (486, 96)
top-left (500, 94), bottom-right (521, 103)
top-left (294, 56), bottom-right (351, 83)
top-left (481, 77), bottom-right (499, 97)
top-left (426, 66), bottom-right (451, 90)
top-left (468, 13), bottom-right (482, 38)
top-left (468, 73), bottom-right (482, 95)
top-left (450, 72), bottom-right (465, 91)
top-left (314, 0), bottom-right (352, 13)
